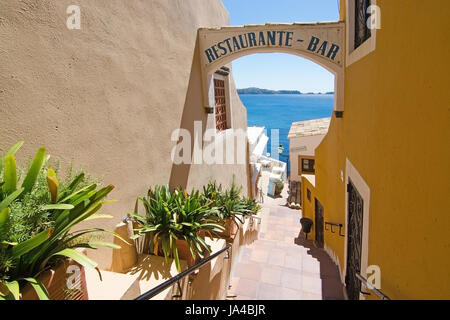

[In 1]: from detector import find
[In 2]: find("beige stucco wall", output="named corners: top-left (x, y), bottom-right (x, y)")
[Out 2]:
top-left (289, 134), bottom-right (325, 181)
top-left (0, 0), bottom-right (249, 269)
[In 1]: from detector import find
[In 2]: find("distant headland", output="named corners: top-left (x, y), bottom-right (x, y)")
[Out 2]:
top-left (237, 87), bottom-right (334, 95)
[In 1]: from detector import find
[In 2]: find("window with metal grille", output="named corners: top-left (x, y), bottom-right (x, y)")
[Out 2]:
top-left (300, 158), bottom-right (315, 174)
top-left (214, 79), bottom-right (227, 132)
top-left (354, 0), bottom-right (372, 49)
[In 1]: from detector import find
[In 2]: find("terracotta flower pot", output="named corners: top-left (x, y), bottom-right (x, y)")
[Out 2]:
top-left (21, 259), bottom-right (88, 300)
top-left (152, 238), bottom-right (200, 268)
top-left (175, 239), bottom-right (199, 268)
top-left (218, 218), bottom-right (239, 239)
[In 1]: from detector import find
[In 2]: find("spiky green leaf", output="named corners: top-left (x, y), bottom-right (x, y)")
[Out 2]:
top-left (23, 278), bottom-right (50, 300)
top-left (11, 227), bottom-right (54, 258)
top-left (53, 248), bottom-right (98, 269)
top-left (21, 147), bottom-right (46, 194)
top-left (2, 155), bottom-right (17, 194)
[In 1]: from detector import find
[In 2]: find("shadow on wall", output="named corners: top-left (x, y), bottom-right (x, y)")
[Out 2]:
top-left (169, 37), bottom-right (207, 190)
top-left (295, 232), bottom-right (345, 300)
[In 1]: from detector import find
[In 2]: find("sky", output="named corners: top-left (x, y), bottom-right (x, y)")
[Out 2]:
top-left (222, 0), bottom-right (340, 93)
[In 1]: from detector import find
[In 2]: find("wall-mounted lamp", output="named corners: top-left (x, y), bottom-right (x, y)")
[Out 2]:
top-left (205, 106), bottom-right (214, 114)
top-left (334, 111), bottom-right (344, 118)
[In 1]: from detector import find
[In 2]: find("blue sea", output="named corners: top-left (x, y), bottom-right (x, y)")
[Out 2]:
top-left (239, 94), bottom-right (334, 174)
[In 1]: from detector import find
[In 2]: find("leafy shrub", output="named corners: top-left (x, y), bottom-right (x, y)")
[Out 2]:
top-left (208, 180), bottom-right (249, 225)
top-left (274, 179), bottom-right (284, 194)
top-left (130, 185), bottom-right (224, 272)
top-left (0, 142), bottom-right (121, 300)
top-left (240, 197), bottom-right (261, 216)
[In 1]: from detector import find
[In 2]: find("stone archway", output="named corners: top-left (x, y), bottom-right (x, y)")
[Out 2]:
top-left (198, 22), bottom-right (345, 112)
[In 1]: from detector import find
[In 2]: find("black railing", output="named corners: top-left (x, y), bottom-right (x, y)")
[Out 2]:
top-left (135, 244), bottom-right (232, 300)
top-left (355, 273), bottom-right (390, 300)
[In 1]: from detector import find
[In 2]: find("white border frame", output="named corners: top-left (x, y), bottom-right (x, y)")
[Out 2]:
top-left (344, 158), bottom-right (371, 300)
top-left (346, 0), bottom-right (377, 66)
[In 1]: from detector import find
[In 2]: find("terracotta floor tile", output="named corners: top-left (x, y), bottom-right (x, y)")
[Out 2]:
top-left (281, 287), bottom-right (304, 300)
top-left (303, 292), bottom-right (322, 300)
top-left (284, 254), bottom-right (303, 271)
top-left (267, 249), bottom-right (285, 267)
top-left (235, 295), bottom-right (255, 300)
top-left (250, 249), bottom-right (269, 263)
top-left (234, 278), bottom-right (259, 298)
top-left (227, 185), bottom-right (344, 301)
top-left (260, 266), bottom-right (282, 285)
top-left (302, 258), bottom-right (321, 275)
top-left (281, 271), bottom-right (302, 290)
top-left (233, 262), bottom-right (262, 281)
top-left (229, 276), bottom-right (240, 291)
top-left (257, 283), bottom-right (283, 300)
top-left (302, 275), bottom-right (322, 295)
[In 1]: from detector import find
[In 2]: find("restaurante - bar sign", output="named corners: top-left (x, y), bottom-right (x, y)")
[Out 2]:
top-left (203, 30), bottom-right (341, 64)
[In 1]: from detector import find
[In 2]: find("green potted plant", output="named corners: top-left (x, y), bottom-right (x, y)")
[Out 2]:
top-left (240, 197), bottom-right (261, 216)
top-left (201, 181), bottom-right (222, 206)
top-left (274, 179), bottom-right (284, 196)
top-left (130, 185), bottom-right (224, 272)
top-left (0, 142), bottom-right (123, 300)
top-left (212, 182), bottom-right (249, 239)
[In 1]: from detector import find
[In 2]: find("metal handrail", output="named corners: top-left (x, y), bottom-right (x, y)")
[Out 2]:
top-left (135, 244), bottom-right (232, 300)
top-left (249, 215), bottom-right (262, 223)
top-left (355, 273), bottom-right (390, 300)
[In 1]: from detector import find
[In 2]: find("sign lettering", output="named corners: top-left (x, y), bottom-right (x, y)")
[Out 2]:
top-left (204, 31), bottom-right (340, 64)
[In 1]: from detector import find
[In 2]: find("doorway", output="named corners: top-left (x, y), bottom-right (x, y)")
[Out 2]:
top-left (314, 198), bottom-right (324, 248)
top-left (345, 178), bottom-right (364, 300)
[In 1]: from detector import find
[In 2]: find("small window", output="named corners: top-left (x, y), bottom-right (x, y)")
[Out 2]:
top-left (307, 189), bottom-right (311, 202)
top-left (301, 158), bottom-right (315, 174)
top-left (214, 78), bottom-right (227, 132)
top-left (346, 0), bottom-right (377, 66)
top-left (354, 0), bottom-right (372, 50)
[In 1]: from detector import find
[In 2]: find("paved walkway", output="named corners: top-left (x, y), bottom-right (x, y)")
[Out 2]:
top-left (227, 171), bottom-right (344, 300)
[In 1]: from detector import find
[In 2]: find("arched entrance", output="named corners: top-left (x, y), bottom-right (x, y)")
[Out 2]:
top-left (198, 22), bottom-right (344, 113)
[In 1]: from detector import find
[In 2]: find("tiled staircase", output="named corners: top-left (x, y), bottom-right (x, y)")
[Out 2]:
top-left (227, 197), bottom-right (344, 300)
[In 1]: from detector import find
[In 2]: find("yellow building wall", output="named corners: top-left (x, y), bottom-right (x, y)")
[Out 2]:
top-left (312, 0), bottom-right (450, 299)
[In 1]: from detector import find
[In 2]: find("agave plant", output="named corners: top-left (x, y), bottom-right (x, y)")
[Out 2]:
top-left (212, 180), bottom-right (250, 225)
top-left (274, 179), bottom-right (284, 195)
top-left (130, 185), bottom-right (224, 272)
top-left (240, 197), bottom-right (261, 216)
top-left (0, 142), bottom-right (122, 300)
top-left (201, 181), bottom-right (222, 206)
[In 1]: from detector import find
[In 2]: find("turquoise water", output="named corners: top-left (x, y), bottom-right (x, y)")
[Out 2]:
top-left (239, 94), bottom-right (334, 174)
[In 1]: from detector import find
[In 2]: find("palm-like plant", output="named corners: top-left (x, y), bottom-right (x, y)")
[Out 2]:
top-left (130, 185), bottom-right (224, 272)
top-left (0, 142), bottom-right (122, 300)
top-left (201, 181), bottom-right (222, 206)
top-left (213, 180), bottom-right (250, 225)
top-left (240, 197), bottom-right (261, 216)
top-left (215, 190), bottom-right (248, 224)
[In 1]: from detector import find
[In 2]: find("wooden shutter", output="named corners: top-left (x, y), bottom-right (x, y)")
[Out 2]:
top-left (214, 79), bottom-right (227, 132)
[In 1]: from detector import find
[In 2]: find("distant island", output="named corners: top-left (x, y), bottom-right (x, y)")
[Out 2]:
top-left (237, 87), bottom-right (334, 95)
